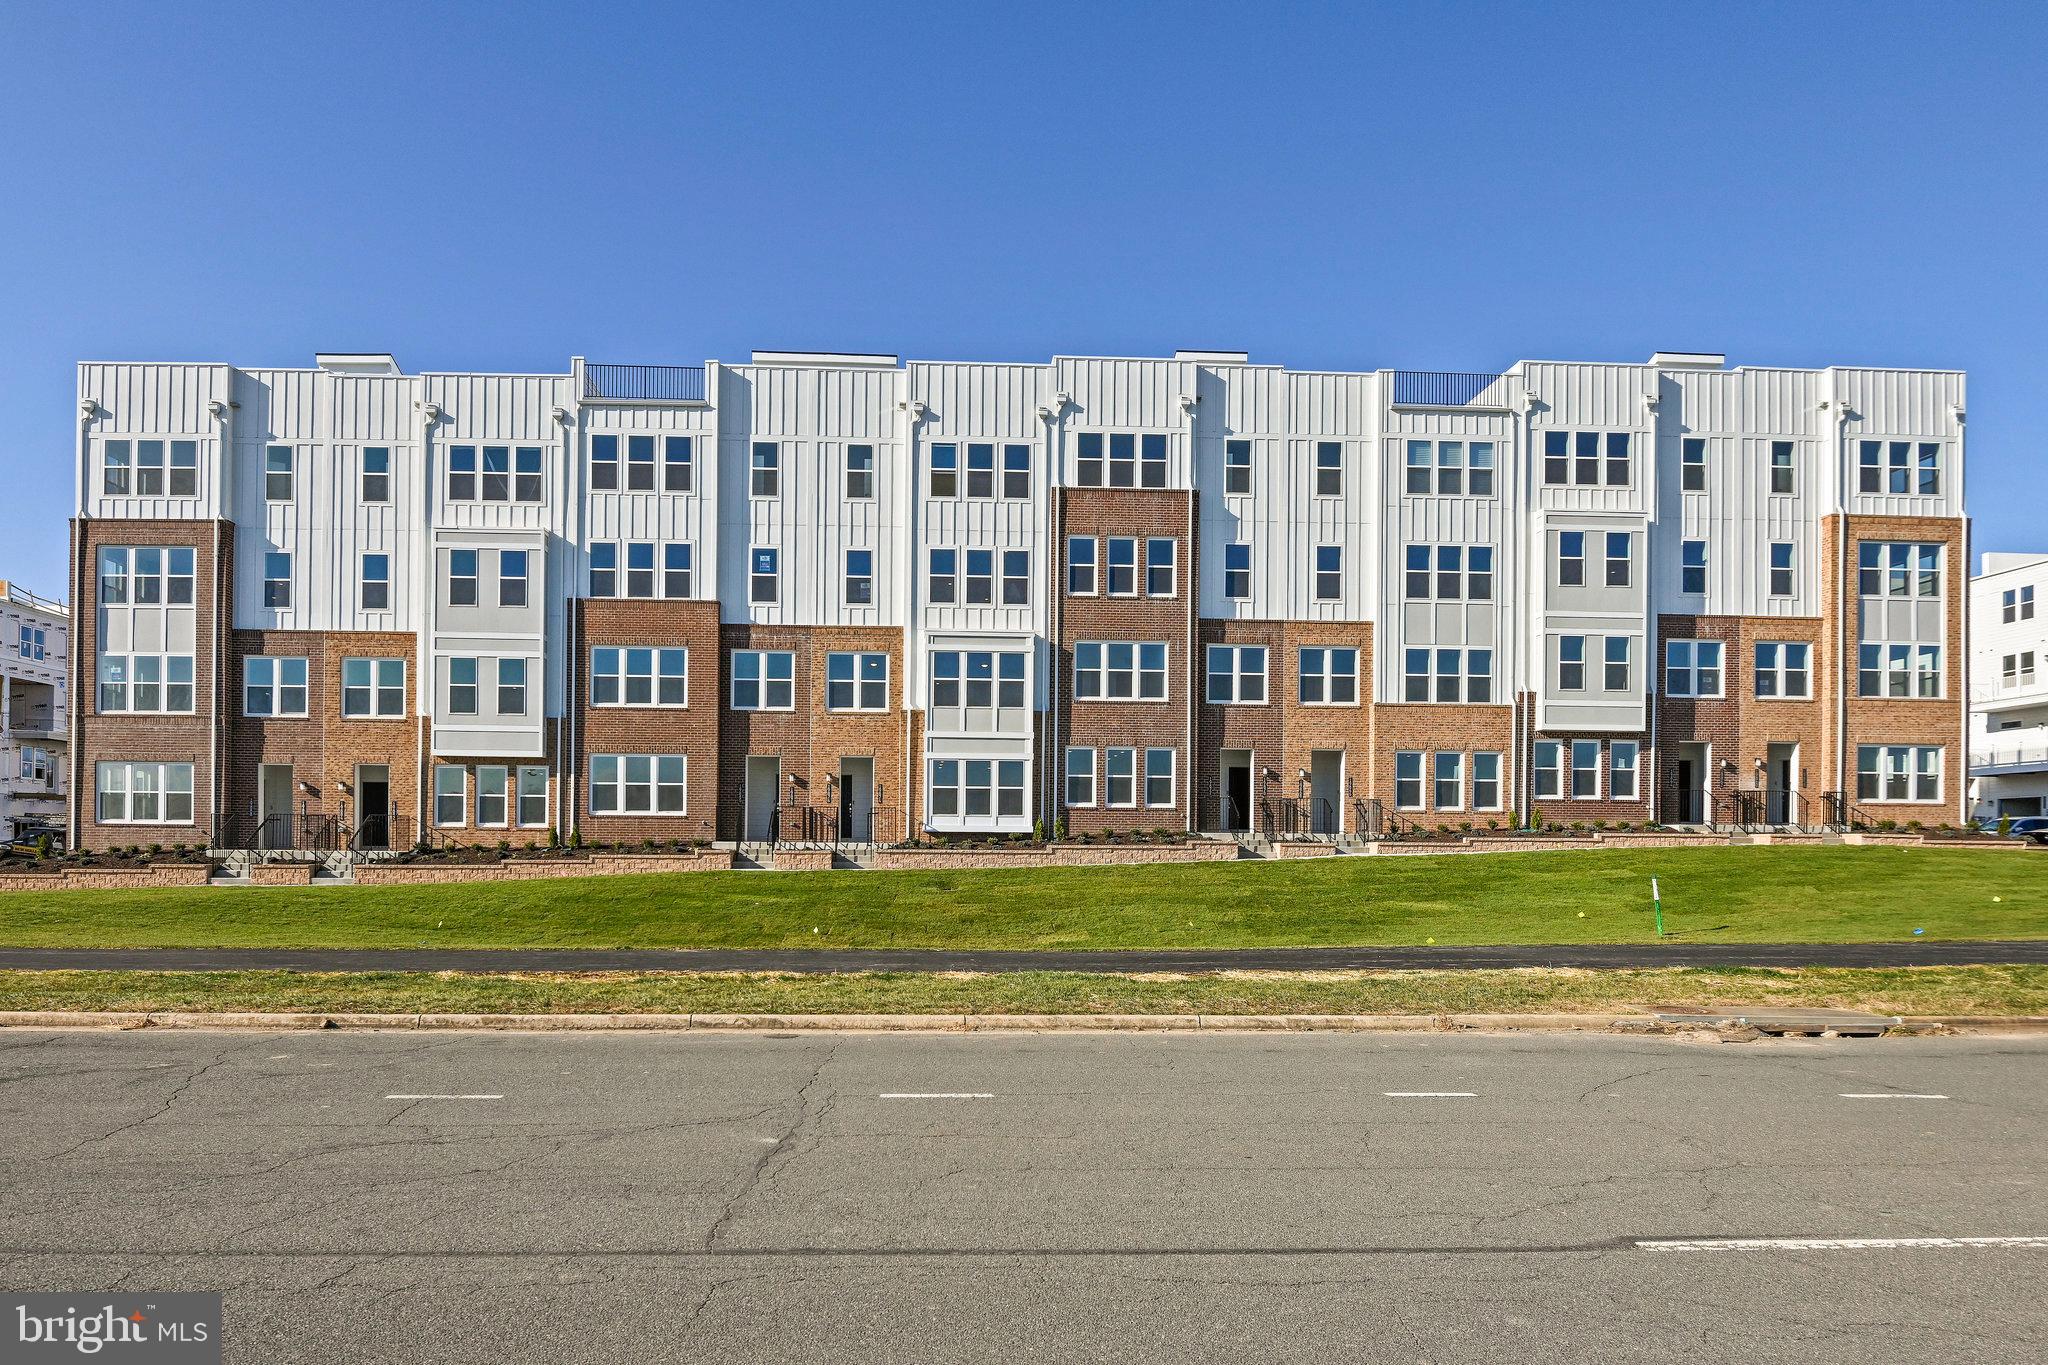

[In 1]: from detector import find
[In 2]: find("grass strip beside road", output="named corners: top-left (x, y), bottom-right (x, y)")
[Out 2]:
top-left (2, 965), bottom-right (2043, 1018)
top-left (1, 847), bottom-right (2045, 950)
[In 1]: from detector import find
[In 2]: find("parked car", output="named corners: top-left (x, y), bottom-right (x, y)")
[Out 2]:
top-left (1975, 815), bottom-right (2048, 841)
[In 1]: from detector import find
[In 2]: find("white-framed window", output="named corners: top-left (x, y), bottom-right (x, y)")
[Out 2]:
top-left (1857, 542), bottom-right (1941, 599)
top-left (592, 647), bottom-right (688, 707)
top-left (1558, 636), bottom-right (1585, 691)
top-left (2003, 585), bottom-right (2036, 623)
top-left (243, 655), bottom-right (309, 717)
top-left (476, 765), bottom-right (510, 827)
top-left (966, 443), bottom-right (995, 498)
top-left (731, 650), bottom-right (795, 710)
top-left (1002, 442), bottom-right (1031, 499)
top-left (1609, 741), bottom-right (1639, 801)
top-left (1604, 532), bottom-right (1631, 587)
top-left (1857, 643), bottom-right (1941, 698)
top-left (1557, 531), bottom-right (1585, 587)
top-left (263, 551), bottom-right (292, 608)
top-left (1143, 748), bottom-right (1175, 808)
top-left (844, 442), bottom-right (874, 499)
top-left (1297, 646), bottom-right (1358, 705)
top-left (449, 549), bottom-right (478, 606)
top-left (1204, 644), bottom-right (1267, 704)
top-left (447, 657), bottom-right (478, 714)
top-left (1402, 544), bottom-right (1494, 602)
top-left (929, 442), bottom-right (958, 497)
top-left (1542, 431), bottom-right (1630, 486)
top-left (749, 546), bottom-right (778, 605)
top-left (1570, 739), bottom-right (1601, 798)
top-left (845, 549), bottom-right (874, 606)
top-left (1403, 647), bottom-right (1491, 703)
top-left (446, 444), bottom-right (542, 502)
top-left (1856, 745), bottom-right (1942, 803)
top-left (2003, 652), bottom-right (2038, 689)
top-left (590, 434), bottom-right (620, 491)
top-left (1145, 538), bottom-right (1175, 597)
top-left (1106, 538), bottom-right (1138, 596)
top-left (361, 445), bottom-right (390, 502)
top-left (499, 549), bottom-right (529, 607)
top-left (1754, 642), bottom-right (1811, 699)
top-left (1224, 439), bottom-right (1252, 494)
top-left (928, 758), bottom-right (1026, 820)
top-left (664, 435), bottom-right (694, 492)
top-left (18, 625), bottom-right (46, 660)
top-left (1681, 539), bottom-right (1707, 595)
top-left (1003, 550), bottom-right (1031, 606)
top-left (360, 553), bottom-right (390, 611)
top-left (965, 549), bottom-right (994, 605)
top-left (104, 438), bottom-right (200, 497)
top-left (433, 765), bottom-right (466, 826)
top-left (497, 658), bottom-right (527, 715)
top-left (1394, 751), bottom-right (1424, 810)
top-left (629, 437), bottom-right (658, 491)
top-left (1592, 636), bottom-right (1626, 692)
top-left (1680, 437), bottom-right (1706, 491)
top-left (1768, 440), bottom-right (1796, 495)
top-left (96, 653), bottom-right (194, 714)
top-left (1472, 752), bottom-right (1503, 810)
top-left (1314, 440), bottom-right (1343, 496)
top-left (589, 754), bottom-right (688, 815)
top-left (1768, 542), bottom-right (1794, 598)
top-left (928, 650), bottom-right (1026, 713)
top-left (1067, 537), bottom-right (1096, 595)
top-left (1313, 545), bottom-right (1341, 601)
top-left (1064, 747), bottom-right (1096, 807)
top-left (1073, 641), bottom-right (1168, 701)
top-left (1433, 751), bottom-right (1464, 810)
top-left (588, 543), bottom-right (618, 597)
top-left (342, 657), bottom-right (405, 717)
top-left (750, 442), bottom-right (779, 497)
top-left (1104, 748), bottom-right (1137, 806)
top-left (1533, 741), bottom-right (1563, 800)
top-left (1405, 439), bottom-right (1495, 496)
top-left (517, 766), bottom-right (549, 827)
top-left (664, 544), bottom-right (692, 598)
top-left (1858, 440), bottom-right (1941, 495)
top-left (826, 652), bottom-right (888, 711)
top-left (929, 548), bottom-right (957, 604)
top-left (621, 542), bottom-right (655, 599)
top-left (1665, 639), bottom-right (1724, 698)
top-left (95, 761), bottom-right (194, 825)
top-left (1223, 542), bottom-right (1251, 600)
top-left (20, 745), bottom-right (53, 783)
top-left (264, 444), bottom-right (295, 501)
top-left (97, 546), bottom-right (195, 606)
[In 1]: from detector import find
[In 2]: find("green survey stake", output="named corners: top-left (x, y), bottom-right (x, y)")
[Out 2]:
top-left (1652, 877), bottom-right (1664, 937)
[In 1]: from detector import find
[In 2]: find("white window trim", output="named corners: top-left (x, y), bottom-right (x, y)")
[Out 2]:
top-left (1064, 747), bottom-right (1096, 808)
top-left (1103, 748), bottom-right (1138, 808)
top-left (474, 765), bottom-right (511, 829)
top-left (1066, 536), bottom-right (1097, 596)
top-left (1296, 647), bottom-right (1360, 707)
top-left (1432, 751), bottom-right (1465, 812)
top-left (1609, 741), bottom-right (1640, 802)
top-left (1393, 751), bottom-right (1425, 811)
top-left (341, 657), bottom-right (406, 719)
top-left (1205, 644), bottom-right (1268, 706)
top-left (433, 766), bottom-right (467, 828)
top-left (1665, 639), bottom-right (1726, 700)
top-left (1072, 641), bottom-right (1170, 704)
top-left (587, 754), bottom-right (690, 816)
top-left (591, 646), bottom-right (691, 709)
top-left (1855, 745), bottom-right (1944, 805)
top-left (1142, 748), bottom-right (1177, 809)
top-left (1106, 537), bottom-right (1140, 598)
top-left (1569, 740), bottom-right (1603, 801)
top-left (1471, 752), bottom-right (1505, 812)
top-left (516, 765), bottom-right (551, 829)
top-left (1145, 538), bottom-right (1177, 598)
top-left (825, 651), bottom-right (890, 713)
top-left (242, 655), bottom-right (310, 718)
top-left (730, 650), bottom-right (796, 712)
top-left (1753, 641), bottom-right (1813, 701)
top-left (94, 761), bottom-right (196, 826)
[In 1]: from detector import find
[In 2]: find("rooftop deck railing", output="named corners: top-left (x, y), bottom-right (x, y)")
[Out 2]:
top-left (582, 363), bottom-right (708, 403)
top-left (1389, 370), bottom-right (1511, 407)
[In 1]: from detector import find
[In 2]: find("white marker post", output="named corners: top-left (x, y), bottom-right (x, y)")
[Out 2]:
top-left (1651, 877), bottom-right (1664, 937)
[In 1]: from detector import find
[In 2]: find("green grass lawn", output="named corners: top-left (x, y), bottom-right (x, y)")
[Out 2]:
top-left (1, 965), bottom-right (2041, 1018)
top-left (0, 846), bottom-right (2042, 950)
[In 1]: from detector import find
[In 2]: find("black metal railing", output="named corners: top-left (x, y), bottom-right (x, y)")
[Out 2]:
top-left (1353, 798), bottom-right (1385, 840)
top-left (219, 812), bottom-right (340, 853)
top-left (1260, 797), bottom-right (1339, 840)
top-left (1819, 791), bottom-right (1872, 832)
top-left (772, 805), bottom-right (910, 849)
top-left (1390, 371), bottom-right (1509, 407)
top-left (348, 814), bottom-right (445, 854)
top-left (583, 363), bottom-right (707, 403)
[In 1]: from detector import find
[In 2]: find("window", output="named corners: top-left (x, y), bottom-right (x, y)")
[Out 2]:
top-left (1104, 748), bottom-right (1137, 806)
top-left (20, 746), bottom-right (52, 783)
top-left (1002, 443), bottom-right (1030, 498)
top-left (929, 548), bottom-right (958, 603)
top-left (18, 626), bottom-right (45, 660)
top-left (476, 766), bottom-right (510, 827)
top-left (1106, 538), bottom-right (1138, 596)
top-left (1754, 642), bottom-right (1811, 699)
top-left (1917, 441), bottom-right (1940, 495)
top-left (263, 551), bottom-right (292, 608)
top-left (928, 650), bottom-right (1026, 714)
top-left (1223, 542), bottom-right (1251, 600)
top-left (1858, 542), bottom-right (1941, 599)
top-left (95, 762), bottom-right (194, 825)
top-left (1604, 636), bottom-right (1631, 691)
top-left (1073, 641), bottom-right (1167, 701)
top-left (626, 436), bottom-right (655, 491)
top-left (592, 647), bottom-right (689, 707)
top-left (1860, 644), bottom-right (1938, 698)
top-left (95, 545), bottom-right (194, 607)
top-left (1145, 539), bottom-right (1175, 597)
top-left (449, 549), bottom-right (478, 606)
top-left (1435, 441), bottom-right (1464, 495)
top-left (1599, 532), bottom-right (1630, 586)
top-left (1073, 434), bottom-right (1101, 487)
top-left (1297, 646), bottom-right (1358, 705)
top-left (265, 445), bottom-right (294, 501)
top-left (102, 439), bottom-right (130, 495)
top-left (930, 443), bottom-right (958, 496)
top-left (1543, 431), bottom-right (1569, 485)
top-left (588, 543), bottom-right (617, 597)
top-left (1469, 546), bottom-right (1494, 600)
top-left (448, 657), bottom-right (478, 714)
top-left (1558, 636), bottom-right (1585, 691)
top-left (965, 549), bottom-right (994, 605)
top-left (1856, 745), bottom-right (1942, 803)
top-left (517, 767), bottom-right (548, 827)
top-left (1405, 545), bottom-right (1429, 600)
top-left (243, 656), bottom-right (309, 717)
top-left (1405, 648), bottom-right (1488, 703)
top-left (447, 445), bottom-right (538, 502)
top-left (842, 442), bottom-right (874, 499)
top-left (619, 542), bottom-right (653, 599)
top-left (350, 445), bottom-right (390, 502)
top-left (750, 442), bottom-right (779, 496)
top-left (2003, 586), bottom-right (2036, 622)
top-left (497, 658), bottom-right (527, 715)
top-left (664, 543), bottom-right (693, 598)
top-left (589, 755), bottom-right (688, 815)
top-left (1107, 434), bottom-right (1136, 487)
top-left (1140, 434), bottom-right (1168, 488)
top-left (1541, 432), bottom-right (1628, 485)
top-left (1065, 747), bottom-right (1095, 806)
top-left (1665, 639), bottom-right (1724, 698)
top-left (657, 435), bottom-right (692, 492)
top-left (1769, 441), bottom-right (1795, 494)
top-left (1579, 432), bottom-right (1601, 483)
top-left (731, 650), bottom-right (795, 710)
top-left (1433, 751), bottom-right (1463, 810)
top-left (139, 437), bottom-right (192, 497)
top-left (361, 553), bottom-right (390, 611)
top-left (1682, 540), bottom-right (1707, 595)
top-left (1681, 438), bottom-right (1706, 491)
top-left (1403, 648), bottom-right (1428, 701)
top-left (1609, 741), bottom-right (1639, 801)
top-left (1205, 644), bottom-right (1267, 704)
top-left (1225, 439), bottom-right (1252, 494)
top-left (1405, 440), bottom-right (1430, 495)
top-left (966, 443), bottom-right (995, 498)
top-left (1558, 532), bottom-right (1585, 587)
top-left (1859, 440), bottom-right (1942, 495)
top-left (929, 759), bottom-right (1026, 820)
top-left (434, 766), bottom-right (466, 826)
top-left (1436, 546), bottom-right (1462, 599)
top-left (1067, 537), bottom-right (1096, 595)
top-left (844, 549), bottom-right (874, 606)
top-left (826, 652), bottom-right (888, 711)
top-left (515, 447), bottom-right (543, 501)
top-left (342, 658), bottom-right (406, 717)
top-left (591, 434), bottom-right (619, 491)
top-left (1144, 748), bottom-right (1176, 807)
top-left (1314, 441), bottom-right (1342, 496)
top-left (96, 653), bottom-right (193, 714)
top-left (1605, 433), bottom-right (1630, 485)
top-left (1533, 741), bottom-right (1563, 800)
top-left (1469, 441), bottom-right (1495, 495)
top-left (1768, 542), bottom-right (1795, 598)
top-left (1314, 545), bottom-right (1341, 601)
top-left (1571, 740), bottom-right (1601, 798)
top-left (749, 547), bottom-right (778, 605)
top-left (1003, 550), bottom-right (1031, 605)
top-left (1472, 752), bottom-right (1502, 811)
top-left (1394, 752), bottom-right (1424, 810)
top-left (499, 550), bottom-right (529, 607)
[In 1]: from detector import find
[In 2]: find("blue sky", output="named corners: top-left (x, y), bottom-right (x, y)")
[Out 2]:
top-left (2, 0), bottom-right (2041, 593)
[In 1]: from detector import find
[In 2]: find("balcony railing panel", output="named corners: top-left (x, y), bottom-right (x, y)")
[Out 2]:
top-left (583, 363), bottom-right (707, 403)
top-left (1390, 371), bottom-right (1510, 407)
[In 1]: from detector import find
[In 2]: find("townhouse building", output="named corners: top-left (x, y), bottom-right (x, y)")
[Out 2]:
top-left (1, 579), bottom-right (68, 842)
top-left (1968, 551), bottom-right (2048, 819)
top-left (67, 349), bottom-right (1969, 853)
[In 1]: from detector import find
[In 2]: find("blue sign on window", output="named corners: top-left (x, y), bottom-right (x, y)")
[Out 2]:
top-left (753, 549), bottom-right (777, 574)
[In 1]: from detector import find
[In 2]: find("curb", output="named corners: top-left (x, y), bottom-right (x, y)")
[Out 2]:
top-left (1, 1010), bottom-right (2045, 1035)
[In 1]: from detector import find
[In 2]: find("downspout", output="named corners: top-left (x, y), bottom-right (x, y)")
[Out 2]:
top-left (1179, 390), bottom-right (1198, 835)
top-left (1830, 396), bottom-right (1849, 804)
top-left (1518, 386), bottom-right (1540, 823)
top-left (206, 395), bottom-right (231, 847)
top-left (555, 398), bottom-right (576, 841)
top-left (417, 400), bottom-right (441, 839)
top-left (1047, 391), bottom-right (1069, 833)
top-left (901, 396), bottom-right (926, 839)
top-left (1643, 387), bottom-right (1660, 826)
top-left (1952, 398), bottom-right (1968, 825)
top-left (70, 397), bottom-right (93, 848)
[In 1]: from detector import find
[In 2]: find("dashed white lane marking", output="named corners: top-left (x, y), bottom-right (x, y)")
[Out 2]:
top-left (879, 1093), bottom-right (994, 1100)
top-left (1640, 1236), bottom-right (2048, 1251)
top-left (1838, 1093), bottom-right (1948, 1100)
top-left (384, 1094), bottom-right (503, 1100)
top-left (1384, 1091), bottom-right (1477, 1098)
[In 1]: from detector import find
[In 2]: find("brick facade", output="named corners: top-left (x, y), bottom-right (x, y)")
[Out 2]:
top-left (1656, 613), bottom-right (1826, 826)
top-left (574, 598), bottom-right (723, 844)
top-left (1372, 701), bottom-right (1518, 827)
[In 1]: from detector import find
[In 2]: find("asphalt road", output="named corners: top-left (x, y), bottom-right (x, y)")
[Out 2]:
top-left (3, 938), bottom-right (2047, 974)
top-left (1, 1029), bottom-right (2043, 1364)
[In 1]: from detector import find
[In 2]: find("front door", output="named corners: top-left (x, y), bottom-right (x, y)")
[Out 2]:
top-left (356, 765), bottom-right (391, 849)
top-left (1766, 743), bottom-right (1797, 825)
top-left (1221, 749), bottom-right (1252, 832)
top-left (839, 756), bottom-right (874, 842)
top-left (259, 764), bottom-right (293, 849)
top-left (1309, 750), bottom-right (1343, 835)
top-left (745, 756), bottom-right (781, 842)
top-left (1674, 758), bottom-right (1699, 825)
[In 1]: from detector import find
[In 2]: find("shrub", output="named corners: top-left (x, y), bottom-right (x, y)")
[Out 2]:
top-left (1526, 806), bottom-right (1542, 832)
top-left (1999, 815), bottom-right (2012, 838)
top-left (1486, 819), bottom-right (1500, 831)
top-left (33, 835), bottom-right (51, 859)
